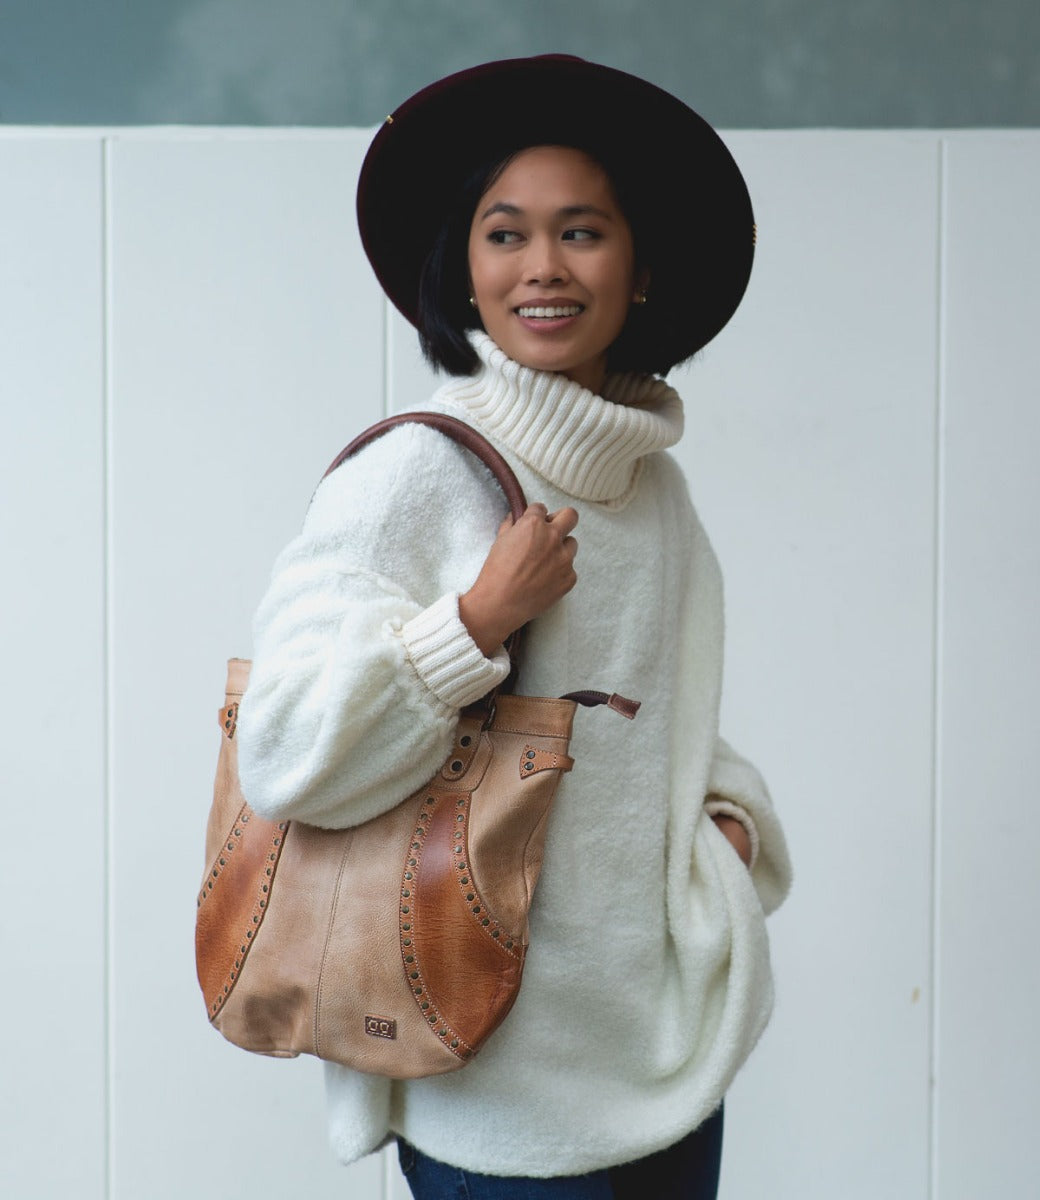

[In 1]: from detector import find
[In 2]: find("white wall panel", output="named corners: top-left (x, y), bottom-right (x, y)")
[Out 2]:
top-left (0, 136), bottom-right (106, 1200)
top-left (388, 305), bottom-right (440, 413)
top-left (937, 133), bottom-right (1040, 1198)
top-left (3, 126), bottom-right (1036, 1200)
top-left (105, 131), bottom-right (387, 1198)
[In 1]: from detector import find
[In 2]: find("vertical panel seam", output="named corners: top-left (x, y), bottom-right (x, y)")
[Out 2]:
top-left (929, 133), bottom-right (949, 1200)
top-left (101, 131), bottom-right (114, 1200)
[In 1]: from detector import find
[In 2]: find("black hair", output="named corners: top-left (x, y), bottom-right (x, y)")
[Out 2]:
top-left (417, 143), bottom-right (694, 379)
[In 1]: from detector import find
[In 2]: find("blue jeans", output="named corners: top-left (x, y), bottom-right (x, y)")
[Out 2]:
top-left (396, 1104), bottom-right (724, 1199)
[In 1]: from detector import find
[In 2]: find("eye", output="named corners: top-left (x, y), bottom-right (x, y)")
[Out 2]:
top-left (487, 229), bottom-right (523, 245)
top-left (562, 228), bottom-right (601, 242)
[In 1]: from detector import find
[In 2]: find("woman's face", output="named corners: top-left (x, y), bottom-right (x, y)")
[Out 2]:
top-left (467, 145), bottom-right (642, 394)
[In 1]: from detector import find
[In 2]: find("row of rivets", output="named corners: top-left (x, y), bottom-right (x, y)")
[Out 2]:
top-left (201, 811), bottom-right (288, 1018)
top-left (400, 790), bottom-right (473, 1060)
top-left (450, 795), bottom-right (521, 956)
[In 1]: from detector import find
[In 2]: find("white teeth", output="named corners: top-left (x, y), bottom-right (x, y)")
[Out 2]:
top-left (516, 305), bottom-right (583, 318)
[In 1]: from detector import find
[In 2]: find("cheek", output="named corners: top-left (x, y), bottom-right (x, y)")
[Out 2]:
top-left (603, 261), bottom-right (637, 319)
top-left (467, 250), bottom-right (495, 304)
top-left (466, 232), bottom-right (486, 292)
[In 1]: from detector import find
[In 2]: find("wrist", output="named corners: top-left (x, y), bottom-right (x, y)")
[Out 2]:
top-left (710, 812), bottom-right (753, 868)
top-left (458, 588), bottom-right (514, 658)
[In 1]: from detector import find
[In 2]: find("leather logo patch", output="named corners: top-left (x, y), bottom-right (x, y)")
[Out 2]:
top-left (365, 1015), bottom-right (397, 1040)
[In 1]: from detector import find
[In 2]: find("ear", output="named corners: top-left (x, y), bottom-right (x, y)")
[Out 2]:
top-left (632, 267), bottom-right (651, 303)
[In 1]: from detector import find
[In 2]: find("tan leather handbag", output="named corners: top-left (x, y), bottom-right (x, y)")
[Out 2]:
top-left (195, 414), bottom-right (637, 1079)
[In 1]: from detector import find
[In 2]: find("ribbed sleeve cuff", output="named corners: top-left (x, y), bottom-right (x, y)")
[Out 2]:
top-left (704, 796), bottom-right (761, 871)
top-left (399, 592), bottom-right (511, 710)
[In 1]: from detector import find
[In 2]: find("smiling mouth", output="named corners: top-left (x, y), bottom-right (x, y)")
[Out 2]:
top-left (515, 304), bottom-right (584, 319)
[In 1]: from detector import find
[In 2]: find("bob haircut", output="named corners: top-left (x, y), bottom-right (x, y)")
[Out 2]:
top-left (417, 142), bottom-right (704, 380)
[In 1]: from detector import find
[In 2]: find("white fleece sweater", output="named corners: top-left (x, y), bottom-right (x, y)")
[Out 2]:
top-left (237, 333), bottom-right (792, 1177)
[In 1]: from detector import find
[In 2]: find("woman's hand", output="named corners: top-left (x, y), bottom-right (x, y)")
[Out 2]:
top-left (459, 503), bottom-right (578, 657)
top-left (711, 814), bottom-right (753, 868)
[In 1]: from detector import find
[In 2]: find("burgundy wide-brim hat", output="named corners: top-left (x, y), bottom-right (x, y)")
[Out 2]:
top-left (357, 55), bottom-right (754, 362)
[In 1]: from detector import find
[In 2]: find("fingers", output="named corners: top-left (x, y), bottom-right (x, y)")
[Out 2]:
top-left (526, 504), bottom-right (578, 565)
top-left (546, 506), bottom-right (579, 536)
top-left (521, 503), bottom-right (578, 533)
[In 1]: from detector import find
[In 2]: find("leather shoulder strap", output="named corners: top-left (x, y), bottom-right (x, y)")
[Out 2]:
top-left (320, 412), bottom-right (528, 689)
top-left (322, 412), bottom-right (527, 522)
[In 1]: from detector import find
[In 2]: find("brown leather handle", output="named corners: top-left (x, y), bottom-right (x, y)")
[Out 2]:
top-left (322, 412), bottom-right (528, 688)
top-left (324, 413), bottom-right (527, 522)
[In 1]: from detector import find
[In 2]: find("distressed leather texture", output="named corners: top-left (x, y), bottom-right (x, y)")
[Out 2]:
top-left (196, 660), bottom-right (576, 1077)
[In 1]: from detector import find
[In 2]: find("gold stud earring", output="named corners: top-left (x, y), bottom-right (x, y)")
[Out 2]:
top-left (633, 290), bottom-right (648, 305)
top-left (468, 296), bottom-right (477, 308)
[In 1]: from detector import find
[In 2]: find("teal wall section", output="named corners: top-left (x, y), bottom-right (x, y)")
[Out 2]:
top-left (1, 0), bottom-right (1037, 128)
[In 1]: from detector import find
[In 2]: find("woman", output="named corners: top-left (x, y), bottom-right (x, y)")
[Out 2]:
top-left (238, 55), bottom-right (792, 1199)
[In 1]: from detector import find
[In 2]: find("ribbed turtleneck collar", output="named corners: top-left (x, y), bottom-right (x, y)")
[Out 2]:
top-left (432, 333), bottom-right (684, 505)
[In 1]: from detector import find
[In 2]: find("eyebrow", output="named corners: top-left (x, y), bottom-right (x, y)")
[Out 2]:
top-left (477, 201), bottom-right (616, 222)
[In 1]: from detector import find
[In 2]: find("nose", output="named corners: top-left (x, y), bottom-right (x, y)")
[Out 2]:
top-left (524, 235), bottom-right (569, 286)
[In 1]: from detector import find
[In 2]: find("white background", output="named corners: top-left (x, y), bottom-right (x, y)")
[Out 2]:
top-left (2, 127), bottom-right (1037, 1199)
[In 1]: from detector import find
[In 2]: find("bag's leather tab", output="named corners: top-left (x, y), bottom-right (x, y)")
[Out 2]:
top-left (219, 702), bottom-right (239, 739)
top-left (559, 690), bottom-right (641, 719)
top-left (440, 715), bottom-right (484, 781)
top-left (606, 693), bottom-right (641, 720)
top-left (519, 745), bottom-right (574, 779)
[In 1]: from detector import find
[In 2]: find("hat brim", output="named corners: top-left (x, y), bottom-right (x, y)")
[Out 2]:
top-left (357, 55), bottom-right (754, 363)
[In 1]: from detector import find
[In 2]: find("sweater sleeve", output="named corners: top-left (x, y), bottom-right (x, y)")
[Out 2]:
top-left (705, 736), bottom-right (792, 915)
top-left (236, 425), bottom-right (511, 829)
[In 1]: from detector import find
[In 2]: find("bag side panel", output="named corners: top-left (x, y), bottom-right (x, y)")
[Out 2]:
top-left (211, 822), bottom-right (347, 1057)
top-left (469, 696), bottom-right (577, 932)
top-left (315, 791), bottom-right (462, 1078)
